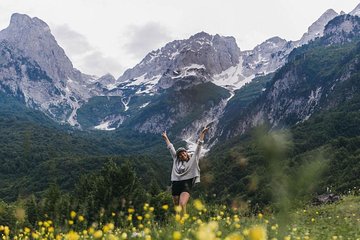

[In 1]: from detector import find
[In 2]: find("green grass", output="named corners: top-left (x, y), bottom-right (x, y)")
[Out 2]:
top-left (1, 194), bottom-right (359, 239)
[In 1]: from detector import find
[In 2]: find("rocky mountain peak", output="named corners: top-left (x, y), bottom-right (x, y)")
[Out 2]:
top-left (9, 13), bottom-right (50, 32)
top-left (0, 13), bottom-right (75, 81)
top-left (255, 36), bottom-right (287, 51)
top-left (297, 9), bottom-right (338, 46)
top-left (189, 31), bottom-right (212, 41)
top-left (117, 31), bottom-right (241, 91)
top-left (97, 73), bottom-right (116, 87)
top-left (349, 3), bottom-right (360, 16)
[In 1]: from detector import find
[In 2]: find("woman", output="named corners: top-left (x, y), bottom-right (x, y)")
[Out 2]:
top-left (162, 127), bottom-right (209, 214)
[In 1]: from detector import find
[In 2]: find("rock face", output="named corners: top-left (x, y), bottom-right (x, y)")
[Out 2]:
top-left (349, 3), bottom-right (360, 16)
top-left (217, 14), bottom-right (360, 139)
top-left (0, 13), bottom-right (105, 126)
top-left (322, 14), bottom-right (360, 45)
top-left (296, 9), bottom-right (339, 46)
top-left (0, 13), bottom-right (75, 81)
top-left (116, 32), bottom-right (241, 94)
top-left (241, 37), bottom-right (293, 78)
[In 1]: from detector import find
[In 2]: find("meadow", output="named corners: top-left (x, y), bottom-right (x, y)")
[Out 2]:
top-left (1, 193), bottom-right (359, 240)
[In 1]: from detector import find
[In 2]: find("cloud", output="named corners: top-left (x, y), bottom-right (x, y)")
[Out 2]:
top-left (52, 24), bottom-right (123, 77)
top-left (52, 24), bottom-right (92, 55)
top-left (80, 51), bottom-right (124, 78)
top-left (123, 22), bottom-right (172, 59)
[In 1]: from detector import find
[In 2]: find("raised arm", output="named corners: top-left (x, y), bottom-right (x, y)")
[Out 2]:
top-left (194, 127), bottom-right (209, 158)
top-left (198, 126), bottom-right (209, 142)
top-left (162, 131), bottom-right (177, 160)
top-left (162, 131), bottom-right (171, 146)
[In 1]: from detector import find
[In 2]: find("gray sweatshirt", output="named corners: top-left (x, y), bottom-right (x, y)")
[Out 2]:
top-left (167, 140), bottom-right (203, 183)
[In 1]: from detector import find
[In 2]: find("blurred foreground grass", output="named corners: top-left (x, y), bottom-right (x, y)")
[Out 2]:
top-left (0, 194), bottom-right (359, 240)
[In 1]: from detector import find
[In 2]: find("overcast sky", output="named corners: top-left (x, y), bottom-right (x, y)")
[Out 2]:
top-left (0, 0), bottom-right (359, 78)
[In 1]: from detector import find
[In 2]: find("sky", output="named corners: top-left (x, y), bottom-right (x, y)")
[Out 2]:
top-left (0, 0), bottom-right (359, 78)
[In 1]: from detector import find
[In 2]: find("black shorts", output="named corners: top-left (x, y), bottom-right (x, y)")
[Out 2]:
top-left (171, 178), bottom-right (195, 196)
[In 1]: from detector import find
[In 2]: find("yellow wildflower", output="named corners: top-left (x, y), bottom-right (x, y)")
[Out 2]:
top-left (174, 205), bottom-right (182, 213)
top-left (107, 234), bottom-right (118, 240)
top-left (121, 232), bottom-right (128, 239)
top-left (103, 225), bottom-right (110, 233)
top-left (4, 226), bottom-right (10, 236)
top-left (78, 215), bottom-right (85, 222)
top-left (193, 199), bottom-right (204, 211)
top-left (162, 204), bottom-right (169, 210)
top-left (225, 232), bottom-right (244, 240)
top-left (197, 222), bottom-right (217, 240)
top-left (93, 230), bottom-right (103, 239)
top-left (173, 231), bottom-right (182, 240)
top-left (32, 232), bottom-right (40, 239)
top-left (143, 203), bottom-right (149, 211)
top-left (70, 211), bottom-right (77, 219)
top-left (248, 225), bottom-right (267, 240)
top-left (107, 223), bottom-right (115, 230)
top-left (65, 231), bottom-right (80, 240)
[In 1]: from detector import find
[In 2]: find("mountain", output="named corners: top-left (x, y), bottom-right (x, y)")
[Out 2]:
top-left (1, 6), bottom-right (360, 202)
top-left (0, 13), bottom-right (106, 126)
top-left (0, 8), bottom-right (350, 145)
top-left (296, 9), bottom-right (339, 46)
top-left (217, 14), bottom-right (360, 139)
top-left (116, 32), bottom-right (241, 92)
top-left (200, 15), bottom-right (360, 203)
top-left (349, 3), bottom-right (360, 16)
top-left (79, 9), bottom-right (342, 139)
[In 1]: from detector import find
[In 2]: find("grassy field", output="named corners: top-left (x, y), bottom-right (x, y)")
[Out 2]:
top-left (0, 194), bottom-right (359, 240)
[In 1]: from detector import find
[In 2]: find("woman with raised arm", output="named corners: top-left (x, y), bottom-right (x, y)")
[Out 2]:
top-left (162, 127), bottom-right (209, 215)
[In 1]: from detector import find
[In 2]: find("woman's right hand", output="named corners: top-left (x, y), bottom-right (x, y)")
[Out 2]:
top-left (162, 131), bottom-right (168, 140)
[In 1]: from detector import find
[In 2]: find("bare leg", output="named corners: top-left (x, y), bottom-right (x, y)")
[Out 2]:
top-left (179, 192), bottom-right (190, 215)
top-left (172, 196), bottom-right (179, 206)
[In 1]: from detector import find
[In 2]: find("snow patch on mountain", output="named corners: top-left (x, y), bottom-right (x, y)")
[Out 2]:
top-left (171, 64), bottom-right (206, 79)
top-left (140, 102), bottom-right (150, 108)
top-left (94, 121), bottom-right (116, 131)
top-left (121, 97), bottom-right (131, 111)
top-left (181, 89), bottom-right (234, 153)
top-left (212, 58), bottom-right (257, 91)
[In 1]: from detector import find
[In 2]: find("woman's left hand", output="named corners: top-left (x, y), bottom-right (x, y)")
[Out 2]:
top-left (202, 126), bottom-right (209, 134)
